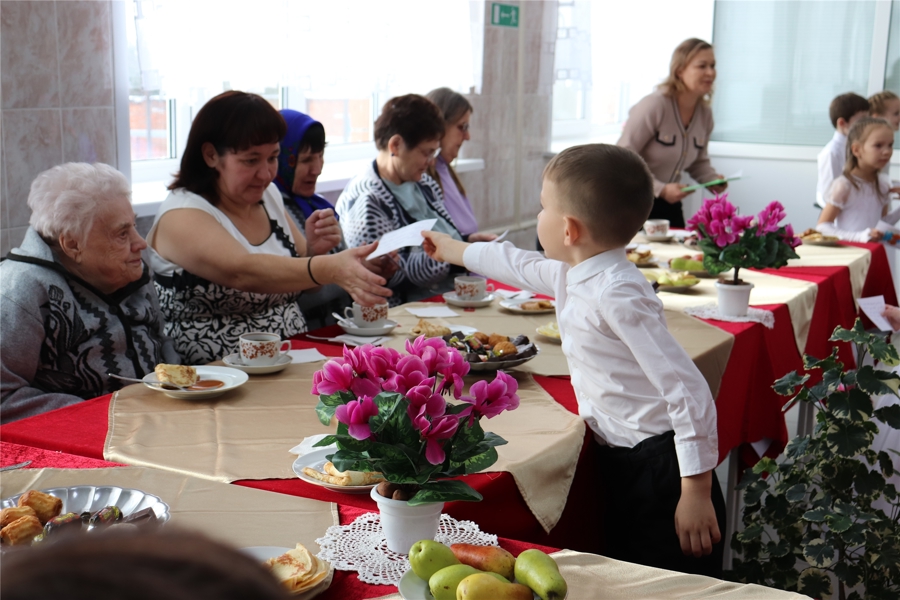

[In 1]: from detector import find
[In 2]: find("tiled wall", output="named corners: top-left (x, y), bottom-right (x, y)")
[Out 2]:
top-left (458, 0), bottom-right (557, 250)
top-left (0, 0), bottom-right (118, 256)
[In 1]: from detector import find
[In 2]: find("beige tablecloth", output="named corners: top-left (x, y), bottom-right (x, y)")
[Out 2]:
top-left (0, 467), bottom-right (338, 552)
top-left (389, 303), bottom-right (734, 398)
top-left (104, 366), bottom-right (584, 533)
top-left (375, 549), bottom-right (809, 600)
top-left (788, 243), bottom-right (872, 300)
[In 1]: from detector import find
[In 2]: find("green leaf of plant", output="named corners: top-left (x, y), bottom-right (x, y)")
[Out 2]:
top-left (785, 483), bottom-right (807, 502)
top-left (315, 399), bottom-right (337, 426)
top-left (825, 420), bottom-right (872, 457)
top-left (803, 349), bottom-right (842, 374)
top-left (825, 514), bottom-right (852, 533)
top-left (878, 451), bottom-right (896, 478)
top-left (855, 366), bottom-right (900, 399)
top-left (409, 479), bottom-right (483, 505)
top-left (737, 523), bottom-right (763, 542)
top-left (313, 435), bottom-right (339, 447)
top-left (743, 480), bottom-right (769, 506)
top-left (773, 371), bottom-right (809, 396)
top-left (447, 447), bottom-right (499, 476)
top-left (803, 507), bottom-right (828, 523)
top-left (874, 404), bottom-right (900, 429)
top-left (752, 457), bottom-right (778, 475)
top-left (785, 436), bottom-right (811, 459)
top-left (828, 388), bottom-right (873, 422)
top-left (803, 538), bottom-right (834, 568)
top-left (853, 466), bottom-right (885, 498)
top-left (798, 568), bottom-right (833, 598)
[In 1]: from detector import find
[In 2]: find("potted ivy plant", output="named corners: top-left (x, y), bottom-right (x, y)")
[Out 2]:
top-left (729, 320), bottom-right (900, 599)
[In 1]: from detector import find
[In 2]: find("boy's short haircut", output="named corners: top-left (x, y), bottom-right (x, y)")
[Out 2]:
top-left (543, 144), bottom-right (653, 247)
top-left (868, 90), bottom-right (899, 116)
top-left (829, 93), bottom-right (870, 128)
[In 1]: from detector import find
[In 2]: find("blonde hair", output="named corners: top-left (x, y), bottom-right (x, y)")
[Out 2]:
top-left (843, 116), bottom-right (893, 193)
top-left (658, 38), bottom-right (714, 103)
top-left (868, 90), bottom-right (899, 116)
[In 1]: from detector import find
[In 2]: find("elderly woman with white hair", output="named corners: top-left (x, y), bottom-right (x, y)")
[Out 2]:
top-left (0, 162), bottom-right (179, 423)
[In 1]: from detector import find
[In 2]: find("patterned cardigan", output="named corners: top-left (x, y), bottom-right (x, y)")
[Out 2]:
top-left (335, 160), bottom-right (460, 301)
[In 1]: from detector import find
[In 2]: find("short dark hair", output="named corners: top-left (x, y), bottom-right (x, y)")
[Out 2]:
top-left (543, 144), bottom-right (653, 247)
top-left (829, 93), bottom-right (869, 128)
top-left (169, 91), bottom-right (286, 202)
top-left (299, 122), bottom-right (326, 155)
top-left (373, 94), bottom-right (445, 151)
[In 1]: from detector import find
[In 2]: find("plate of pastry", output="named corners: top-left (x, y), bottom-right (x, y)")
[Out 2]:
top-left (498, 298), bottom-right (556, 314)
top-left (799, 228), bottom-right (841, 246)
top-left (626, 247), bottom-right (657, 268)
top-left (142, 365), bottom-right (248, 399)
top-left (242, 543), bottom-right (332, 598)
top-left (409, 320), bottom-right (477, 339)
top-left (1, 486), bottom-right (168, 546)
top-left (644, 271), bottom-right (702, 293)
top-left (535, 321), bottom-right (561, 344)
top-left (442, 331), bottom-right (540, 372)
top-left (292, 448), bottom-right (385, 493)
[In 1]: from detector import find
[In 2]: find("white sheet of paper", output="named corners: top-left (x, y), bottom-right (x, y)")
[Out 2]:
top-left (366, 219), bottom-right (438, 260)
top-left (405, 306), bottom-right (460, 318)
top-left (286, 349), bottom-right (328, 363)
top-left (491, 229), bottom-right (510, 243)
top-left (858, 295), bottom-right (893, 332)
top-left (329, 334), bottom-right (390, 346)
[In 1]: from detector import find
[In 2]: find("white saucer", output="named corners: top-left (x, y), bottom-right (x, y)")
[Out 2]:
top-left (645, 233), bottom-right (675, 242)
top-left (339, 319), bottom-right (399, 337)
top-left (222, 353), bottom-right (292, 375)
top-left (442, 292), bottom-right (495, 308)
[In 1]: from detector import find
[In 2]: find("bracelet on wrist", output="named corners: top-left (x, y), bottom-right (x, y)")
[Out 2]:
top-left (307, 256), bottom-right (321, 286)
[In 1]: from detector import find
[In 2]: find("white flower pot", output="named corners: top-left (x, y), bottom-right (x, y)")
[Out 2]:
top-left (370, 486), bottom-right (444, 554)
top-left (715, 281), bottom-right (755, 317)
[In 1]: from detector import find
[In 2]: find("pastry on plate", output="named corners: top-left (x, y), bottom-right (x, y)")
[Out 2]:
top-left (519, 300), bottom-right (554, 311)
top-left (626, 249), bottom-right (654, 264)
top-left (0, 515), bottom-right (43, 545)
top-left (17, 489), bottom-right (62, 524)
top-left (302, 462), bottom-right (384, 487)
top-left (265, 543), bottom-right (330, 593)
top-left (0, 506), bottom-right (37, 528)
top-left (154, 364), bottom-right (199, 387)
top-left (410, 319), bottom-right (451, 338)
top-left (799, 228), bottom-right (838, 242)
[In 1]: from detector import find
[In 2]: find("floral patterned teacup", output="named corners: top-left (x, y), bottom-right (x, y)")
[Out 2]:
top-left (343, 302), bottom-right (389, 328)
top-left (644, 219), bottom-right (670, 237)
top-left (239, 332), bottom-right (290, 366)
top-left (454, 276), bottom-right (494, 301)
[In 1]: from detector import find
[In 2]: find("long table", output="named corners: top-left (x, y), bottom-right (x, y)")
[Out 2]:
top-left (1, 242), bottom-right (893, 556)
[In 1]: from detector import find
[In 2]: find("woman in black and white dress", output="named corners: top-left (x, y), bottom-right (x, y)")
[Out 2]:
top-left (147, 91), bottom-right (392, 363)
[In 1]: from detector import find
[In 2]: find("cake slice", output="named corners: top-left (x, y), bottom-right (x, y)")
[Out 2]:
top-left (154, 364), bottom-right (198, 387)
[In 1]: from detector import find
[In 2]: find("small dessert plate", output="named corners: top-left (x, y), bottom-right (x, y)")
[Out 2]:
top-left (222, 353), bottom-right (292, 375)
top-left (442, 292), bottom-right (495, 308)
top-left (141, 366), bottom-right (248, 399)
top-left (644, 233), bottom-right (675, 243)
top-left (339, 319), bottom-right (399, 337)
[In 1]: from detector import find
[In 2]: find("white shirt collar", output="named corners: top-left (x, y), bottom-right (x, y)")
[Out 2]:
top-left (566, 247), bottom-right (628, 286)
top-left (832, 130), bottom-right (846, 143)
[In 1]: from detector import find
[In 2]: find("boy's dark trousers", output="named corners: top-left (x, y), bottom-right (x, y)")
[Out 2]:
top-left (594, 430), bottom-right (727, 578)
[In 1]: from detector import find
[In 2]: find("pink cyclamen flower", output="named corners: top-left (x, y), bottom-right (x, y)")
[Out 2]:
top-left (342, 344), bottom-right (374, 377)
top-left (459, 371), bottom-right (520, 424)
top-left (413, 414), bottom-right (459, 464)
top-left (756, 201), bottom-right (787, 236)
top-left (383, 355), bottom-right (432, 395)
top-left (782, 223), bottom-right (802, 249)
top-left (438, 349), bottom-right (471, 399)
top-left (405, 336), bottom-right (452, 374)
top-left (406, 384), bottom-right (446, 420)
top-left (311, 360), bottom-right (355, 395)
top-left (335, 395), bottom-right (379, 440)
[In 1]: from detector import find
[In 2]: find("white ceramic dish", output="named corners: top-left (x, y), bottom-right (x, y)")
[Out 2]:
top-left (535, 323), bottom-right (561, 344)
top-left (802, 239), bottom-right (843, 247)
top-left (240, 546), bottom-right (333, 599)
top-left (443, 292), bottom-right (495, 308)
top-left (141, 366), bottom-right (248, 399)
top-left (498, 298), bottom-right (556, 314)
top-left (644, 233), bottom-right (675, 243)
top-left (339, 320), bottom-right (399, 337)
top-left (1, 485), bottom-right (170, 523)
top-left (223, 353), bottom-right (292, 375)
top-left (408, 325), bottom-right (478, 340)
top-left (292, 448), bottom-right (377, 494)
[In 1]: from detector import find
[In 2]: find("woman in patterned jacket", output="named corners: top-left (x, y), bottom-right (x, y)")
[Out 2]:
top-left (147, 91), bottom-right (392, 363)
top-left (336, 94), bottom-right (495, 303)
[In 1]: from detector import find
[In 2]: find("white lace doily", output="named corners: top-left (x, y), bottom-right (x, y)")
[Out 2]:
top-left (683, 303), bottom-right (775, 328)
top-left (316, 512), bottom-right (497, 586)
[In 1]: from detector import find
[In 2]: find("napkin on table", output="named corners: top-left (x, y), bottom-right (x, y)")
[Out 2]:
top-left (287, 349), bottom-right (328, 363)
top-left (289, 434), bottom-right (336, 457)
top-left (405, 306), bottom-right (459, 318)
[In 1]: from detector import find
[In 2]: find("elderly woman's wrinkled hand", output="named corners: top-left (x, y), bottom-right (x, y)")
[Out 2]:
top-left (334, 243), bottom-right (393, 306)
top-left (305, 209), bottom-right (343, 256)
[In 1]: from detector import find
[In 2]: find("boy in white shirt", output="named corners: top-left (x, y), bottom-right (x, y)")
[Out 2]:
top-left (816, 93), bottom-right (870, 208)
top-left (422, 144), bottom-right (725, 576)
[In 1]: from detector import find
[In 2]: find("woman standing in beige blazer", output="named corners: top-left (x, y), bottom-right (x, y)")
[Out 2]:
top-left (617, 38), bottom-right (727, 227)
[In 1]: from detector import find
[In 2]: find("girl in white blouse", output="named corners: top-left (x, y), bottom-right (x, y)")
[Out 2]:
top-left (816, 117), bottom-right (898, 242)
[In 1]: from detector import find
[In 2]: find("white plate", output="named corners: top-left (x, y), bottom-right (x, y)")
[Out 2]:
top-left (408, 325), bottom-right (478, 340)
top-left (644, 233), bottom-right (675, 243)
top-left (223, 353), bottom-right (292, 375)
top-left (498, 298), bottom-right (556, 314)
top-left (443, 292), bottom-right (495, 308)
top-left (292, 448), bottom-right (377, 494)
top-left (141, 366), bottom-right (248, 399)
top-left (241, 546), bottom-right (333, 599)
top-left (1, 485), bottom-right (170, 523)
top-left (339, 320), bottom-right (399, 337)
top-left (802, 239), bottom-right (843, 247)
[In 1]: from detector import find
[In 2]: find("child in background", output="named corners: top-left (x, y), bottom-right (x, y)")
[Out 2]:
top-left (869, 90), bottom-right (900, 132)
top-left (421, 144), bottom-right (725, 577)
top-left (817, 117), bottom-right (897, 241)
top-left (816, 93), bottom-right (870, 208)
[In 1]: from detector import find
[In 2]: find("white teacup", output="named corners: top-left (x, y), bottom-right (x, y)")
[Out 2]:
top-left (239, 332), bottom-right (290, 366)
top-left (343, 302), bottom-right (389, 328)
top-left (454, 276), bottom-right (494, 301)
top-left (644, 219), bottom-right (670, 237)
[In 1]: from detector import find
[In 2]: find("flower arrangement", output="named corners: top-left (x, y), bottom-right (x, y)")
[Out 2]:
top-left (687, 195), bottom-right (802, 285)
top-left (311, 337), bottom-right (520, 505)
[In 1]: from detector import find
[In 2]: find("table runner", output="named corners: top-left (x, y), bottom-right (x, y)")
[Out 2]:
top-left (372, 549), bottom-right (809, 600)
top-left (787, 243), bottom-right (871, 300)
top-left (104, 367), bottom-right (584, 533)
top-left (387, 303), bottom-right (735, 398)
top-left (0, 467), bottom-right (338, 552)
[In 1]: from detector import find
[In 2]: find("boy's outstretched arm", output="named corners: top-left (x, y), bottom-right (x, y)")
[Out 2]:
top-left (421, 231), bottom-right (471, 267)
top-left (674, 470), bottom-right (721, 557)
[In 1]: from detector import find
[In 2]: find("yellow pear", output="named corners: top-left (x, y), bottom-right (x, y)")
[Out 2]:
top-left (514, 549), bottom-right (567, 600)
top-left (456, 573), bottom-right (532, 600)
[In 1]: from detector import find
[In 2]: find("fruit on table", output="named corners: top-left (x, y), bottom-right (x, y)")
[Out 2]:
top-left (409, 539), bottom-right (459, 581)
top-left (451, 543), bottom-right (516, 580)
top-left (656, 271), bottom-right (700, 287)
top-left (429, 564), bottom-right (508, 600)
top-left (514, 549), bottom-right (568, 600)
top-left (670, 256), bottom-right (705, 271)
top-left (457, 572), bottom-right (533, 600)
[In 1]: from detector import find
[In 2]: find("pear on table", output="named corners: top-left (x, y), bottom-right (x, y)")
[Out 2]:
top-left (408, 539), bottom-right (459, 581)
top-left (450, 543), bottom-right (516, 580)
top-left (429, 564), bottom-right (508, 600)
top-left (514, 549), bottom-right (568, 600)
top-left (457, 573), bottom-right (533, 600)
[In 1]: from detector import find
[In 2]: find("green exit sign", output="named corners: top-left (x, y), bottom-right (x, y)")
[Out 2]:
top-left (491, 3), bottom-right (519, 28)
